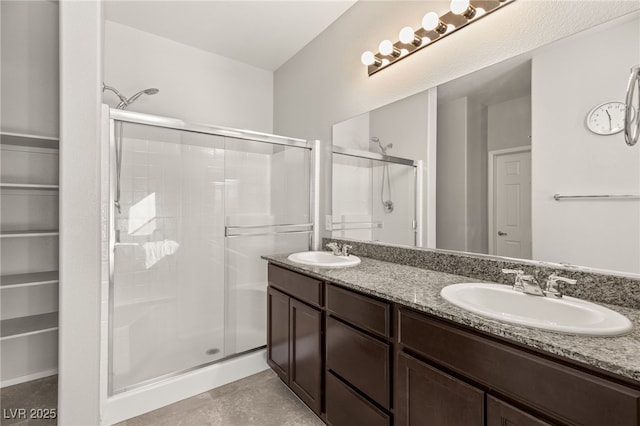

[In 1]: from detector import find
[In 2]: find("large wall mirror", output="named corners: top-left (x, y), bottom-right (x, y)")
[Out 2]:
top-left (332, 11), bottom-right (640, 277)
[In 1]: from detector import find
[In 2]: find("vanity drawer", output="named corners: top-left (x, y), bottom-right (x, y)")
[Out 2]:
top-left (326, 316), bottom-right (390, 408)
top-left (397, 308), bottom-right (640, 426)
top-left (325, 371), bottom-right (390, 426)
top-left (268, 264), bottom-right (323, 307)
top-left (326, 284), bottom-right (390, 338)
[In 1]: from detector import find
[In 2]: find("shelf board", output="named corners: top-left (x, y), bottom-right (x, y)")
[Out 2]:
top-left (0, 132), bottom-right (58, 150)
top-left (0, 183), bottom-right (59, 190)
top-left (0, 312), bottom-right (58, 340)
top-left (0, 229), bottom-right (59, 238)
top-left (0, 271), bottom-right (59, 289)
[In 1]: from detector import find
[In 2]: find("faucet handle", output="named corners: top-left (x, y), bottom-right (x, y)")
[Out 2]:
top-left (340, 244), bottom-right (352, 256)
top-left (502, 269), bottom-right (525, 291)
top-left (547, 274), bottom-right (577, 285)
top-left (326, 242), bottom-right (341, 255)
top-left (544, 274), bottom-right (577, 298)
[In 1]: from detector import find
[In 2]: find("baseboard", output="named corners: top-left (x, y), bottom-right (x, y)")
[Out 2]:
top-left (1, 369), bottom-right (58, 388)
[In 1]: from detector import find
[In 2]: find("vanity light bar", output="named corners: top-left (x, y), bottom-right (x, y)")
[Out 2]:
top-left (361, 0), bottom-right (517, 76)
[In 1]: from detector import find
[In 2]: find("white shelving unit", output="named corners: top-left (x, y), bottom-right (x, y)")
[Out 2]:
top-left (1, 132), bottom-right (59, 387)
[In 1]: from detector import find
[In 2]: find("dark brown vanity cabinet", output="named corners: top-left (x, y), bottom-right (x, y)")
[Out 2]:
top-left (267, 264), bottom-right (640, 426)
top-left (267, 264), bottom-right (394, 424)
top-left (267, 264), bottom-right (323, 416)
top-left (325, 284), bottom-right (392, 426)
top-left (396, 307), bottom-right (640, 426)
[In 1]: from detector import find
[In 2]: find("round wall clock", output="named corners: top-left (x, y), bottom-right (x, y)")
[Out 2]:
top-left (586, 101), bottom-right (634, 135)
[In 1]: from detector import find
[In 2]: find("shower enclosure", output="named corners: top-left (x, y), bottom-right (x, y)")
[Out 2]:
top-left (331, 146), bottom-right (422, 247)
top-left (106, 110), bottom-right (317, 395)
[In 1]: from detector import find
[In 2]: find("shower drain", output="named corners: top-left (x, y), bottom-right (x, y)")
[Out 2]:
top-left (206, 348), bottom-right (220, 355)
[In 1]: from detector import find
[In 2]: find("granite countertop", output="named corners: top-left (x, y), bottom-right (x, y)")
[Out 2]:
top-left (263, 254), bottom-right (640, 383)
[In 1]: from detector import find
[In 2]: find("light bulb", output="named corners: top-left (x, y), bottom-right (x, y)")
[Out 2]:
top-left (451, 0), bottom-right (476, 18)
top-left (361, 51), bottom-right (376, 66)
top-left (450, 0), bottom-right (470, 14)
top-left (379, 40), bottom-right (394, 56)
top-left (422, 12), bottom-right (439, 31)
top-left (399, 26), bottom-right (416, 44)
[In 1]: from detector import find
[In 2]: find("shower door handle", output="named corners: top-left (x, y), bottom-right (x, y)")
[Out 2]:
top-left (225, 223), bottom-right (313, 238)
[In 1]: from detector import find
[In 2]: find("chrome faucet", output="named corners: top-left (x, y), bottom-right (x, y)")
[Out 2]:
top-left (326, 242), bottom-right (353, 256)
top-left (544, 274), bottom-right (577, 298)
top-left (502, 269), bottom-right (578, 298)
top-left (502, 269), bottom-right (544, 296)
top-left (326, 242), bottom-right (341, 256)
top-left (340, 244), bottom-right (352, 257)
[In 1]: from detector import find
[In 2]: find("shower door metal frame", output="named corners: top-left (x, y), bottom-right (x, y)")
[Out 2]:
top-left (106, 109), bottom-right (319, 395)
top-left (331, 146), bottom-right (424, 247)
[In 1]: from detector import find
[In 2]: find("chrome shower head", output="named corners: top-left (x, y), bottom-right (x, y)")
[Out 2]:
top-left (102, 83), bottom-right (128, 105)
top-left (370, 136), bottom-right (393, 154)
top-left (119, 87), bottom-right (160, 109)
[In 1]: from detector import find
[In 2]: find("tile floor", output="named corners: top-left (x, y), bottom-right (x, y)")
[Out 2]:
top-left (1, 375), bottom-right (57, 426)
top-left (1, 370), bottom-right (323, 426)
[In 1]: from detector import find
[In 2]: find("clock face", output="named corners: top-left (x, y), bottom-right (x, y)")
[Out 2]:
top-left (586, 101), bottom-right (633, 135)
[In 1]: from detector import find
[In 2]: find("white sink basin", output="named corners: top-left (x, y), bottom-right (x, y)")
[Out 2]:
top-left (287, 251), bottom-right (361, 268)
top-left (440, 283), bottom-right (633, 336)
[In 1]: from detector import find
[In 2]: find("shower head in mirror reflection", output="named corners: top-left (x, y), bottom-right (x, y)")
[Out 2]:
top-left (370, 137), bottom-right (394, 213)
top-left (370, 136), bottom-right (393, 155)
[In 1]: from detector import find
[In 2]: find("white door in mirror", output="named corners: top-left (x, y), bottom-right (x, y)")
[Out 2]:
top-left (586, 101), bottom-right (633, 135)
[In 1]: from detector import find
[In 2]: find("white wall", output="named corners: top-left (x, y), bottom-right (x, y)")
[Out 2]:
top-left (532, 16), bottom-right (640, 274)
top-left (332, 112), bottom-right (370, 151)
top-left (437, 97), bottom-right (467, 251)
top-left (436, 95), bottom-right (487, 253)
top-left (103, 21), bottom-right (273, 133)
top-left (488, 95), bottom-right (531, 151)
top-left (0, 0), bottom-right (59, 137)
top-left (59, 1), bottom-right (103, 424)
top-left (466, 99), bottom-right (488, 254)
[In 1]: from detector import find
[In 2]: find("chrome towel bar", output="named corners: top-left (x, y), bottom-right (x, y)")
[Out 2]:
top-left (553, 194), bottom-right (640, 201)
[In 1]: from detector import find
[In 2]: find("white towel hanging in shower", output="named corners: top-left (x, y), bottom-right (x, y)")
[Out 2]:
top-left (142, 239), bottom-right (180, 269)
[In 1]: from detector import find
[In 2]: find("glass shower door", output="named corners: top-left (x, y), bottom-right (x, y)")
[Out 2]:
top-left (224, 137), bottom-right (312, 354)
top-left (108, 115), bottom-right (314, 398)
top-left (110, 125), bottom-right (227, 394)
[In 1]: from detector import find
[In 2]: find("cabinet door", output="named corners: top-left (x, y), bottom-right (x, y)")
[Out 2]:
top-left (326, 372), bottom-right (390, 426)
top-left (396, 351), bottom-right (484, 426)
top-left (487, 395), bottom-right (551, 426)
top-left (267, 286), bottom-right (290, 382)
top-left (290, 298), bottom-right (322, 415)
